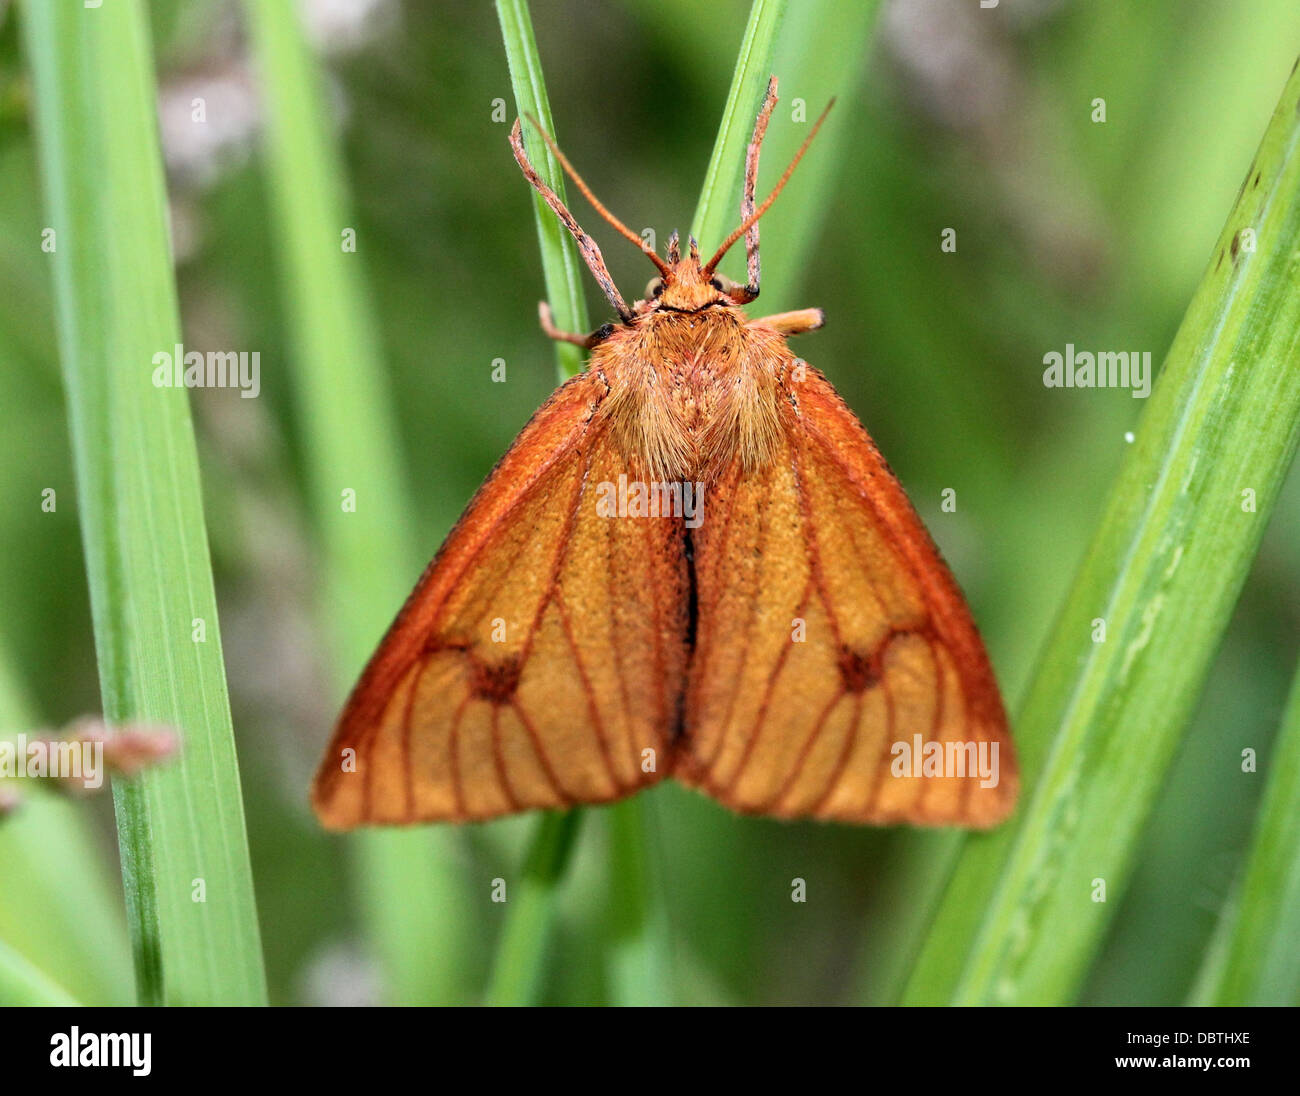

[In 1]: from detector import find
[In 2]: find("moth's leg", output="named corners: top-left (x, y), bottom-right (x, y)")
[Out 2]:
top-left (538, 301), bottom-right (614, 348)
top-left (748, 308), bottom-right (825, 337)
top-left (730, 76), bottom-right (779, 304)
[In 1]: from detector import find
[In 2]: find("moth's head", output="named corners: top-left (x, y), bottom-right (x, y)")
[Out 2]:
top-left (642, 231), bottom-right (746, 313)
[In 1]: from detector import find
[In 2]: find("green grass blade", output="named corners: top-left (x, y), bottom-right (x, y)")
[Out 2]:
top-left (492, 0), bottom-right (794, 1006)
top-left (0, 939), bottom-right (79, 1007)
top-left (0, 787), bottom-right (129, 1005)
top-left (491, 0), bottom-right (594, 1004)
top-left (241, 0), bottom-right (476, 1005)
top-left (605, 795), bottom-right (673, 1006)
top-left (485, 810), bottom-right (582, 1005)
top-left (593, 0), bottom-right (797, 1008)
top-left (20, 0), bottom-right (266, 1005)
top-left (853, 830), bottom-right (962, 1006)
top-left (1191, 658), bottom-right (1300, 1005)
top-left (903, 58), bottom-right (1300, 1005)
top-left (497, 0), bottom-right (591, 379)
top-left (688, 0), bottom-right (788, 263)
top-left (757, 0), bottom-right (882, 312)
top-left (0, 640), bottom-right (133, 1006)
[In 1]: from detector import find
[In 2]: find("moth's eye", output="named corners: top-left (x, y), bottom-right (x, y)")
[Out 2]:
top-left (646, 277), bottom-right (664, 299)
top-left (709, 277), bottom-right (726, 292)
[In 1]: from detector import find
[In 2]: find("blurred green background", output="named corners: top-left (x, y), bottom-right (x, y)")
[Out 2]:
top-left (1, 0), bottom-right (1298, 1005)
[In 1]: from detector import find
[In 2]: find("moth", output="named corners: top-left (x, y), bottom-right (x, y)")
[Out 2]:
top-left (312, 78), bottom-right (1017, 830)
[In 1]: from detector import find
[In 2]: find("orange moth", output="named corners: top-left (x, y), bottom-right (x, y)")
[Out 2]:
top-left (312, 77), bottom-right (1017, 830)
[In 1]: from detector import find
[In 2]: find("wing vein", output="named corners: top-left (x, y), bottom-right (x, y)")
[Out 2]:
top-left (721, 583), bottom-right (811, 796)
top-left (491, 704), bottom-right (521, 812)
top-left (811, 692), bottom-right (863, 814)
top-left (509, 700), bottom-right (573, 804)
top-left (701, 464), bottom-right (771, 773)
top-left (449, 693), bottom-right (472, 817)
top-left (771, 685), bottom-right (846, 812)
top-left (606, 514), bottom-right (636, 776)
top-left (400, 658), bottom-right (433, 820)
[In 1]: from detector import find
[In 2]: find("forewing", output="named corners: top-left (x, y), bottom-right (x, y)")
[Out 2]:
top-left (312, 372), bottom-right (689, 827)
top-left (678, 364), bottom-right (1016, 827)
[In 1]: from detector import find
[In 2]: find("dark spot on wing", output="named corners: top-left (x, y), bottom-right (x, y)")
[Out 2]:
top-left (470, 654), bottom-right (522, 704)
top-left (837, 646), bottom-right (879, 694)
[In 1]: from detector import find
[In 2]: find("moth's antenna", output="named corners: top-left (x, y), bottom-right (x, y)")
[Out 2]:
top-left (510, 119), bottom-right (633, 321)
top-left (703, 97), bottom-right (836, 276)
top-left (522, 114), bottom-right (672, 277)
top-left (738, 75), bottom-right (779, 300)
